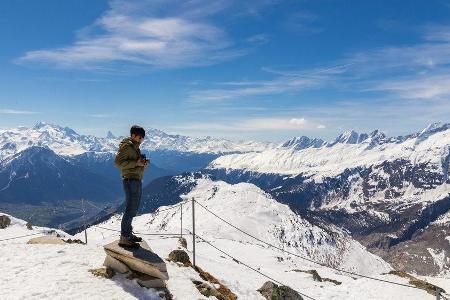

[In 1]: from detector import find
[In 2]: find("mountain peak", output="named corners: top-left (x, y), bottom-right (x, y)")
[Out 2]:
top-left (281, 136), bottom-right (325, 150)
top-left (145, 127), bottom-right (170, 138)
top-left (418, 122), bottom-right (450, 136)
top-left (32, 122), bottom-right (79, 138)
top-left (106, 131), bottom-right (116, 139)
top-left (33, 121), bottom-right (50, 129)
top-left (331, 130), bottom-right (367, 145)
top-left (329, 128), bottom-right (388, 146)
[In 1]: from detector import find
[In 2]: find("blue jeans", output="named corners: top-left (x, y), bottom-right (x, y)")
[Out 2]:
top-left (120, 179), bottom-right (142, 238)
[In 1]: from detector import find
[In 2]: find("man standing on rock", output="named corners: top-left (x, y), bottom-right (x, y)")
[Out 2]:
top-left (115, 125), bottom-right (149, 248)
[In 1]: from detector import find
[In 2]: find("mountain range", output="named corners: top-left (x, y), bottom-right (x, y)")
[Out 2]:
top-left (0, 121), bottom-right (449, 278)
top-left (206, 122), bottom-right (450, 277)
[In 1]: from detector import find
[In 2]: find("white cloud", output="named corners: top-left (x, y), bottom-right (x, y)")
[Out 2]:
top-left (246, 34), bottom-right (270, 45)
top-left (188, 65), bottom-right (347, 102)
top-left (85, 113), bottom-right (113, 118)
top-left (0, 109), bottom-right (39, 115)
top-left (283, 11), bottom-right (322, 34)
top-left (342, 25), bottom-right (450, 77)
top-left (369, 73), bottom-right (450, 99)
top-left (171, 117), bottom-right (325, 132)
top-left (17, 0), bottom-right (243, 70)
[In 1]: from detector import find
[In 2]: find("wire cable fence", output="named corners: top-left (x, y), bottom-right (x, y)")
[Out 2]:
top-left (83, 199), bottom-right (190, 238)
top-left (94, 225), bottom-right (182, 237)
top-left (0, 232), bottom-right (44, 242)
top-left (193, 199), bottom-right (424, 292)
top-left (185, 229), bottom-right (318, 300)
top-left (0, 227), bottom-right (68, 243)
top-left (84, 199), bottom-right (189, 217)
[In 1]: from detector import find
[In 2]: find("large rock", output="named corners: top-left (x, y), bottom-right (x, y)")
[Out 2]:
top-left (257, 281), bottom-right (304, 300)
top-left (27, 236), bottom-right (66, 245)
top-left (0, 215), bottom-right (11, 229)
top-left (192, 280), bottom-right (225, 299)
top-left (167, 249), bottom-right (191, 265)
top-left (103, 240), bottom-right (168, 280)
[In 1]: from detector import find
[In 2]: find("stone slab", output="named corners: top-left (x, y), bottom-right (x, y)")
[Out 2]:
top-left (103, 255), bottom-right (130, 274)
top-left (104, 240), bottom-right (168, 280)
top-left (27, 236), bottom-right (66, 245)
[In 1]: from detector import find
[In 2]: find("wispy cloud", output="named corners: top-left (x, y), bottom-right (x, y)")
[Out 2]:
top-left (246, 34), bottom-right (270, 45)
top-left (188, 77), bottom-right (319, 102)
top-left (189, 24), bottom-right (450, 103)
top-left (368, 73), bottom-right (450, 99)
top-left (17, 0), bottom-right (245, 70)
top-left (283, 11), bottom-right (323, 34)
top-left (188, 64), bottom-right (350, 102)
top-left (170, 117), bottom-right (326, 132)
top-left (0, 109), bottom-right (40, 115)
top-left (85, 113), bottom-right (113, 118)
top-left (343, 25), bottom-right (450, 75)
top-left (338, 25), bottom-right (450, 100)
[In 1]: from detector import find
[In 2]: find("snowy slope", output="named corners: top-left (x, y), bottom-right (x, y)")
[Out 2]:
top-left (140, 178), bottom-right (390, 275)
top-left (208, 122), bottom-right (450, 181)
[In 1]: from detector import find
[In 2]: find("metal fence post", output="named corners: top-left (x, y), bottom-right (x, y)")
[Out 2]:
top-left (436, 287), bottom-right (441, 300)
top-left (180, 202), bottom-right (183, 239)
top-left (81, 198), bottom-right (87, 245)
top-left (192, 197), bottom-right (196, 267)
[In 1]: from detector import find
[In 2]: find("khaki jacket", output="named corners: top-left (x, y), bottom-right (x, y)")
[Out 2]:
top-left (114, 137), bottom-right (145, 180)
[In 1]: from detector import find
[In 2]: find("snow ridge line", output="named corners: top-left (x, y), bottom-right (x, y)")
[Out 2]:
top-left (193, 199), bottom-right (426, 293)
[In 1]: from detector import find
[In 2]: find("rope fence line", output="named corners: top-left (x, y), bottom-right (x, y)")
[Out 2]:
top-left (94, 225), bottom-right (182, 237)
top-left (193, 199), bottom-right (423, 291)
top-left (0, 232), bottom-right (44, 242)
top-left (154, 199), bottom-right (191, 214)
top-left (84, 200), bottom-right (118, 213)
top-left (84, 199), bottom-right (189, 217)
top-left (185, 229), bottom-right (318, 300)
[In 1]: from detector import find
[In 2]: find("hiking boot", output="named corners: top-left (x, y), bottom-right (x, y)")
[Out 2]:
top-left (130, 233), bottom-right (143, 242)
top-left (118, 236), bottom-right (140, 248)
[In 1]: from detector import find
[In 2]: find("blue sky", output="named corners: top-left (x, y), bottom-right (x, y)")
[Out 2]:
top-left (1, 0), bottom-right (450, 142)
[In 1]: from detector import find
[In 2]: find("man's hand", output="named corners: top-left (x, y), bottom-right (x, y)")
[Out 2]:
top-left (136, 158), bottom-right (150, 167)
top-left (136, 159), bottom-right (145, 167)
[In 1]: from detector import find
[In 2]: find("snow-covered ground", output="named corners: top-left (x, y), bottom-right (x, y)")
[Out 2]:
top-left (0, 214), bottom-right (162, 299)
top-left (0, 214), bottom-right (446, 299)
top-left (2, 179), bottom-right (448, 299)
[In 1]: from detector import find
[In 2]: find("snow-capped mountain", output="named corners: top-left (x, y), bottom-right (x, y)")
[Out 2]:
top-left (0, 122), bottom-right (273, 228)
top-left (0, 146), bottom-right (122, 227)
top-left (0, 122), bottom-right (273, 162)
top-left (0, 121), bottom-right (274, 181)
top-left (0, 146), bottom-right (120, 203)
top-left (1, 121), bottom-right (449, 278)
top-left (206, 122), bottom-right (450, 277)
top-left (209, 122), bottom-right (450, 180)
top-left (281, 136), bottom-right (325, 150)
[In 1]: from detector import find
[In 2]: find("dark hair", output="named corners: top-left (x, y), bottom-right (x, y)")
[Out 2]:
top-left (130, 125), bottom-right (145, 138)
